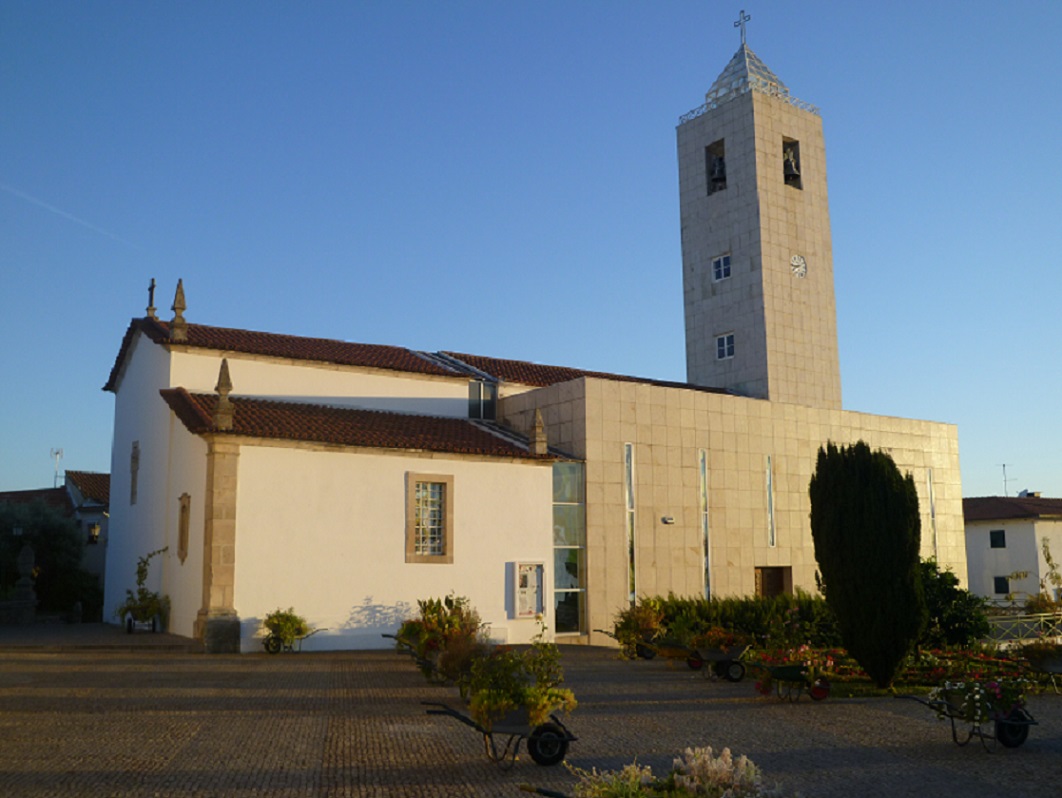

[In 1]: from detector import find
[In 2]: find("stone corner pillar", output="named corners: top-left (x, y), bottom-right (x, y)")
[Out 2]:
top-left (195, 608), bottom-right (241, 654)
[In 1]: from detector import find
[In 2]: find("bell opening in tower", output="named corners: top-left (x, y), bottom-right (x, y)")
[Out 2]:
top-left (782, 137), bottom-right (802, 189)
top-left (706, 139), bottom-right (726, 195)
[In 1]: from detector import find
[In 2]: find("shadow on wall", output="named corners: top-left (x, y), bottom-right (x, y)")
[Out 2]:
top-left (239, 597), bottom-right (416, 653)
top-left (342, 596), bottom-right (414, 635)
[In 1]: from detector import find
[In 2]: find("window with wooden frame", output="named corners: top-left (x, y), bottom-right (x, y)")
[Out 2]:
top-left (405, 473), bottom-right (454, 564)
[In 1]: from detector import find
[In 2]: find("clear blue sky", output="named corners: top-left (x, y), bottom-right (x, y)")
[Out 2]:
top-left (1, 1), bottom-right (1059, 498)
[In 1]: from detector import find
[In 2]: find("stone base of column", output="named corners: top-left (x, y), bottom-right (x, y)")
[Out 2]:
top-left (195, 609), bottom-right (241, 654)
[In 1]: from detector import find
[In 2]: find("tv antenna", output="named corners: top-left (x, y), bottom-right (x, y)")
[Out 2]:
top-left (998, 463), bottom-right (1013, 497)
top-left (50, 448), bottom-right (63, 488)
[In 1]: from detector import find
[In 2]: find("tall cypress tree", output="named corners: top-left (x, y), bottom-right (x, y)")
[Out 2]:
top-left (809, 441), bottom-right (926, 687)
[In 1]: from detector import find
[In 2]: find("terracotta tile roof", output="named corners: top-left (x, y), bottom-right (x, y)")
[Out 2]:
top-left (104, 316), bottom-right (733, 395)
top-left (104, 318), bottom-right (459, 391)
top-left (442, 351), bottom-right (730, 394)
top-left (963, 496), bottom-right (1062, 522)
top-left (65, 471), bottom-right (110, 505)
top-left (159, 389), bottom-right (552, 460)
top-left (0, 487), bottom-right (74, 516)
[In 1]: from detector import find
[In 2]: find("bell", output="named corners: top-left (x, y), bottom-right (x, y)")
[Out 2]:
top-left (783, 150), bottom-right (800, 178)
top-left (710, 157), bottom-right (726, 184)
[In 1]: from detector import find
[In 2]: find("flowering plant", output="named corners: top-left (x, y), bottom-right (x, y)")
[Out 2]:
top-left (568, 746), bottom-right (797, 797)
top-left (692, 626), bottom-right (750, 652)
top-left (930, 679), bottom-right (1029, 724)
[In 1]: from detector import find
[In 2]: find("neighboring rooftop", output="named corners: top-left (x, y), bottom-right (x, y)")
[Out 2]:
top-left (963, 495), bottom-right (1062, 523)
top-left (0, 487), bottom-right (73, 515)
top-left (65, 471), bottom-right (110, 505)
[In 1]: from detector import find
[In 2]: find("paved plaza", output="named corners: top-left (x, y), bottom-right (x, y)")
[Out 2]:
top-left (0, 626), bottom-right (1060, 797)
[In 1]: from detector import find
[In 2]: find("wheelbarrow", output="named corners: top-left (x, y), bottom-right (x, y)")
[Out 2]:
top-left (1023, 649), bottom-right (1062, 694)
top-left (750, 662), bottom-right (830, 701)
top-left (262, 627), bottom-right (326, 654)
top-left (423, 701), bottom-right (576, 768)
top-left (686, 644), bottom-right (751, 682)
top-left (593, 628), bottom-right (696, 663)
top-left (898, 686), bottom-right (1036, 750)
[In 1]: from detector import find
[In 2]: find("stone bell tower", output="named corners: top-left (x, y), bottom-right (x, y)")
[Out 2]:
top-left (678, 15), bottom-right (841, 409)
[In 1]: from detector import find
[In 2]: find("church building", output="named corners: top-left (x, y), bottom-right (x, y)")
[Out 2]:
top-left (103, 32), bottom-right (966, 653)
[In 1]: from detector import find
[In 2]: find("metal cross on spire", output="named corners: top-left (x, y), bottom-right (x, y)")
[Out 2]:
top-left (734, 9), bottom-right (751, 45)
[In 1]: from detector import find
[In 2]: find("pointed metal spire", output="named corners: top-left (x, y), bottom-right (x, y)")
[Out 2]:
top-left (170, 279), bottom-right (188, 341)
top-left (529, 409), bottom-right (548, 456)
top-left (214, 359), bottom-right (233, 431)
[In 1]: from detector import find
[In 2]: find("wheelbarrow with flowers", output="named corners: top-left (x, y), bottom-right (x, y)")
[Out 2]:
top-left (749, 661), bottom-right (830, 701)
top-left (423, 701), bottom-right (576, 768)
top-left (684, 627), bottom-right (753, 681)
top-left (899, 679), bottom-right (1036, 749)
top-left (422, 638), bottom-right (577, 768)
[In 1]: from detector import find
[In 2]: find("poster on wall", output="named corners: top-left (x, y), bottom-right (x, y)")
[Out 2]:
top-left (515, 562), bottom-right (544, 618)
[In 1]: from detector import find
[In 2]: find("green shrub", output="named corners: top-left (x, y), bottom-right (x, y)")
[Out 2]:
top-left (262, 607), bottom-right (309, 647)
top-left (919, 559), bottom-right (989, 648)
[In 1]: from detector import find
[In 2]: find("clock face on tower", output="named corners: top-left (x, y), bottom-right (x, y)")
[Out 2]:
top-left (790, 254), bottom-right (807, 278)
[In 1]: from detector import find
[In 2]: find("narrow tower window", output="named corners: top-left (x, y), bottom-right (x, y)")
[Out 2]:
top-left (706, 139), bottom-right (726, 195)
top-left (715, 333), bottom-right (735, 360)
top-left (782, 138), bottom-right (802, 189)
top-left (712, 254), bottom-right (731, 282)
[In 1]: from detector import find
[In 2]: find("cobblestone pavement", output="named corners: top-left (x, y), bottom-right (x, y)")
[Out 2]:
top-left (0, 641), bottom-right (1060, 797)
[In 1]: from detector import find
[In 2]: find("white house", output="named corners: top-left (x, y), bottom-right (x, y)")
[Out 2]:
top-left (964, 494), bottom-right (1062, 603)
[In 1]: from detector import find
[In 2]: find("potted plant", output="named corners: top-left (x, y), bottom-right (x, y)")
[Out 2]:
top-left (261, 607), bottom-right (310, 653)
top-left (115, 547), bottom-right (169, 633)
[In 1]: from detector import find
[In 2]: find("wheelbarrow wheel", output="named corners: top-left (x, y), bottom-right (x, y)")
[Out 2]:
top-left (527, 722), bottom-right (569, 766)
top-left (723, 661), bottom-right (746, 682)
top-left (264, 634), bottom-right (283, 655)
top-left (995, 709), bottom-right (1031, 748)
top-left (686, 655), bottom-right (704, 671)
top-left (635, 643), bottom-right (656, 660)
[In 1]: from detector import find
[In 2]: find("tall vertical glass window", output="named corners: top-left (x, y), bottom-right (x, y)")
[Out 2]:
top-left (766, 455), bottom-right (776, 548)
top-left (553, 462), bottom-right (585, 635)
top-left (624, 443), bottom-right (636, 606)
top-left (699, 449), bottom-right (711, 599)
top-left (926, 468), bottom-right (938, 558)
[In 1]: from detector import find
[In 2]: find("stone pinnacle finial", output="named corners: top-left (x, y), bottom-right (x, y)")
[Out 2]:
top-left (214, 359), bottom-right (233, 431)
top-left (170, 279), bottom-right (188, 341)
top-left (146, 278), bottom-right (157, 319)
top-left (530, 409), bottom-right (548, 456)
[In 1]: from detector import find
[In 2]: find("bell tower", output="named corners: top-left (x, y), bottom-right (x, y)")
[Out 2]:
top-left (678, 18), bottom-right (841, 409)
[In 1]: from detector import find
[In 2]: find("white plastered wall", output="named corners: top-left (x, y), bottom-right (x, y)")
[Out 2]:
top-left (169, 349), bottom-right (472, 417)
top-left (231, 445), bottom-right (554, 651)
top-left (104, 332), bottom-right (176, 620)
top-left (965, 519), bottom-right (1062, 601)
